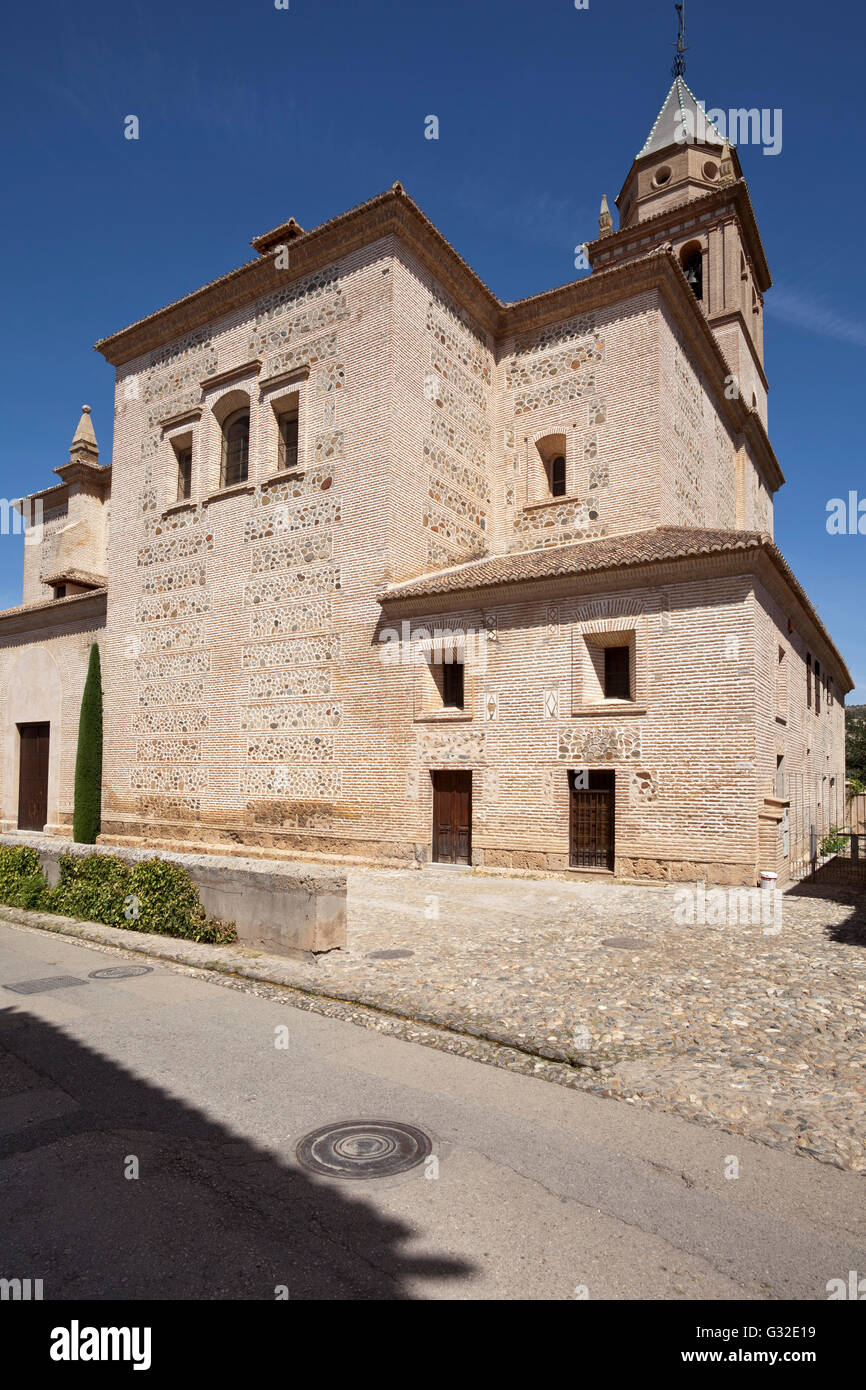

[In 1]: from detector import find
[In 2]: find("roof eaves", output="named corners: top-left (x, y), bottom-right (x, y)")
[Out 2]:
top-left (95, 186), bottom-right (504, 363)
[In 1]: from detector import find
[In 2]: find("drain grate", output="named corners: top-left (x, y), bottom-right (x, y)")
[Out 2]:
top-left (602, 937), bottom-right (651, 950)
top-left (366, 949), bottom-right (414, 960)
top-left (4, 976), bottom-right (88, 995)
top-left (296, 1121), bottom-right (432, 1179)
top-left (89, 965), bottom-right (153, 980)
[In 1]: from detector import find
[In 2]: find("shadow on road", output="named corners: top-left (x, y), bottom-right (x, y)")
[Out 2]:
top-left (0, 1005), bottom-right (474, 1300)
top-left (782, 881), bottom-right (866, 947)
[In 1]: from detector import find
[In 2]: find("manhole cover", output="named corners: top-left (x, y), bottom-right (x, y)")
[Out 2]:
top-left (366, 949), bottom-right (414, 960)
top-left (296, 1121), bottom-right (432, 1179)
top-left (3, 976), bottom-right (88, 995)
top-left (89, 965), bottom-right (153, 979)
top-left (601, 938), bottom-right (651, 950)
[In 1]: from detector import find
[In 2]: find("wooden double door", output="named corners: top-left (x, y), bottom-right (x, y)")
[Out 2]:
top-left (17, 722), bottom-right (50, 832)
top-left (569, 769), bottom-right (615, 870)
top-left (432, 771), bottom-right (472, 864)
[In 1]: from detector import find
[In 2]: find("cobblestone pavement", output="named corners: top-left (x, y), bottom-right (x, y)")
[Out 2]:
top-left (3, 865), bottom-right (863, 1173)
top-left (306, 869), bottom-right (865, 1173)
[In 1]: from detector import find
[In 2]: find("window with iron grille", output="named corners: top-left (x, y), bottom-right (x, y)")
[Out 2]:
top-left (280, 412), bottom-right (299, 471)
top-left (176, 447), bottom-right (192, 501)
top-left (221, 410), bottom-right (250, 488)
top-left (548, 455), bottom-right (566, 497)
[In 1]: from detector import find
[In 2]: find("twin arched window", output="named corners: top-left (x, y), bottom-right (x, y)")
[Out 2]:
top-left (221, 409), bottom-right (250, 488)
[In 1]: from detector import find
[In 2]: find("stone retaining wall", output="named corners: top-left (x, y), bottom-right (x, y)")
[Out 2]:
top-left (0, 834), bottom-right (346, 958)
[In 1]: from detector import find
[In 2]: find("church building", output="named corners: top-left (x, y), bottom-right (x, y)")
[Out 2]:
top-left (0, 75), bottom-right (850, 886)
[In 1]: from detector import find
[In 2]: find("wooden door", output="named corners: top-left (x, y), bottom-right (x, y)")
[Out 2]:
top-left (569, 769), bottom-right (614, 870)
top-left (432, 771), bottom-right (472, 864)
top-left (17, 723), bottom-right (50, 832)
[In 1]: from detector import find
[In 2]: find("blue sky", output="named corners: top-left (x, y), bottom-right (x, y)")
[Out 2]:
top-left (1, 0), bottom-right (864, 696)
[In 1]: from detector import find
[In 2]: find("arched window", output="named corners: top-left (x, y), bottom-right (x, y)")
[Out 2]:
top-left (549, 455), bottom-right (566, 497)
top-left (534, 433), bottom-right (568, 501)
top-left (680, 241), bottom-right (703, 301)
top-left (221, 409), bottom-right (249, 487)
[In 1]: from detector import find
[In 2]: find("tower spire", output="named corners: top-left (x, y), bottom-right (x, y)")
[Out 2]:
top-left (70, 404), bottom-right (99, 464)
top-left (671, 2), bottom-right (688, 78)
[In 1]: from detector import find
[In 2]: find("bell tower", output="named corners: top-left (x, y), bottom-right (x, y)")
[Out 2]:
top-left (586, 6), bottom-right (773, 423)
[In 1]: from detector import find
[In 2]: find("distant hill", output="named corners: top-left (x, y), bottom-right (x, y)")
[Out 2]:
top-left (846, 704), bottom-right (866, 721)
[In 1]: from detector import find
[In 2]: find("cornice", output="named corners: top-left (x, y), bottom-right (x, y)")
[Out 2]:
top-left (588, 179), bottom-right (771, 293)
top-left (53, 459), bottom-right (112, 492)
top-left (90, 186), bottom-right (781, 490)
top-left (94, 188), bottom-right (503, 367)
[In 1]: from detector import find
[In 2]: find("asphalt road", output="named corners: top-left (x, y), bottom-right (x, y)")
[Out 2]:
top-left (0, 921), bottom-right (862, 1301)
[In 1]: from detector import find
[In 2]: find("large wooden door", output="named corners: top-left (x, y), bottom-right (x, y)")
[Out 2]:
top-left (569, 769), bottom-right (614, 870)
top-left (432, 771), bottom-right (472, 864)
top-left (17, 723), bottom-right (50, 832)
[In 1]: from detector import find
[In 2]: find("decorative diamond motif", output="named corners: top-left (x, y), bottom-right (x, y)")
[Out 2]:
top-left (484, 692), bottom-right (499, 721)
top-left (544, 688), bottom-right (560, 718)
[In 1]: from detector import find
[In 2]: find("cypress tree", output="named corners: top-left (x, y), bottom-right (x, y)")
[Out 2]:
top-left (73, 643), bottom-right (103, 844)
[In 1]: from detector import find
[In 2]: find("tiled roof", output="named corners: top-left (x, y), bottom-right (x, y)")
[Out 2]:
top-left (0, 586), bottom-right (106, 626)
top-left (381, 527), bottom-right (765, 598)
top-left (638, 76), bottom-right (726, 159)
top-left (379, 525), bottom-right (852, 688)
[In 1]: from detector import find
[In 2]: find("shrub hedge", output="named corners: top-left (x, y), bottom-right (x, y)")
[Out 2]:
top-left (0, 846), bottom-right (236, 944)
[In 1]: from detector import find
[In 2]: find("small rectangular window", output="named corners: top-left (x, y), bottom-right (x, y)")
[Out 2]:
top-left (53, 584), bottom-right (66, 599)
top-left (280, 412), bottom-right (299, 471)
top-left (604, 645), bottom-right (631, 701)
top-left (775, 644), bottom-right (787, 720)
top-left (442, 661), bottom-right (464, 710)
top-left (806, 653), bottom-right (812, 709)
top-left (176, 447), bottom-right (192, 501)
top-left (775, 754), bottom-right (786, 799)
top-left (815, 660), bottom-right (821, 715)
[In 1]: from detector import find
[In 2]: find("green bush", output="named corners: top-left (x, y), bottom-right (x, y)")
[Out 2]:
top-left (44, 853), bottom-right (132, 929)
top-left (10, 873), bottom-right (51, 910)
top-left (73, 643), bottom-right (103, 844)
top-left (0, 846), bottom-right (45, 903)
top-left (0, 845), bottom-right (235, 944)
top-left (0, 847), bottom-right (48, 909)
top-left (819, 826), bottom-right (848, 857)
top-left (126, 859), bottom-right (236, 944)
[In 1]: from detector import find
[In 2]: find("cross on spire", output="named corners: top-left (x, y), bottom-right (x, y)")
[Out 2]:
top-left (672, 2), bottom-right (688, 78)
